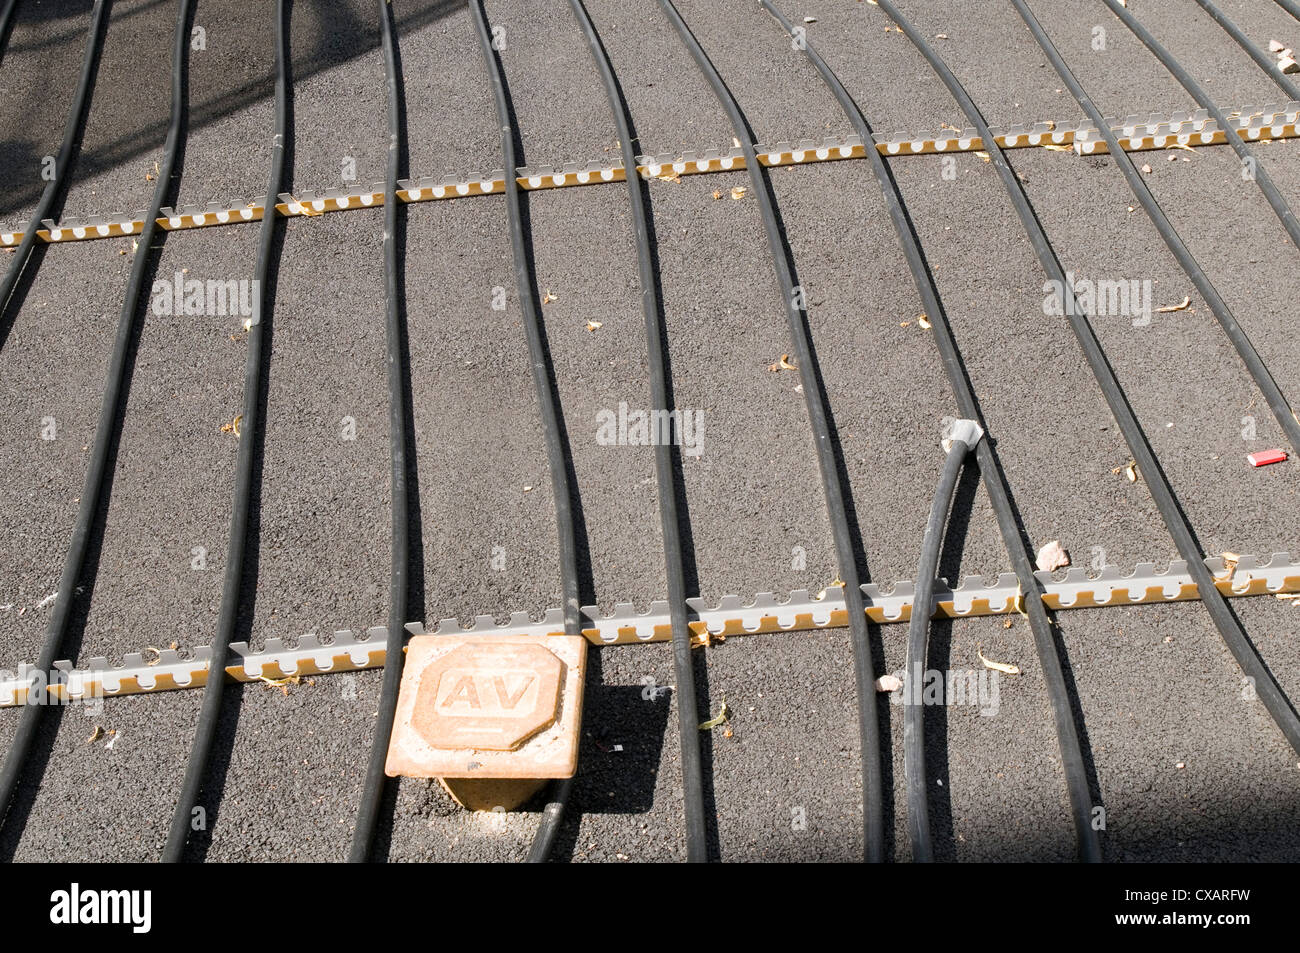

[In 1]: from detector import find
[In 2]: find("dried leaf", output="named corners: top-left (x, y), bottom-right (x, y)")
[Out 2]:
top-left (975, 151), bottom-right (990, 162)
top-left (259, 673), bottom-right (301, 696)
top-left (875, 674), bottom-right (903, 693)
top-left (585, 321), bottom-right (602, 332)
top-left (816, 577), bottom-right (845, 600)
top-left (917, 313), bottom-right (932, 329)
top-left (1219, 551), bottom-right (1240, 582)
top-left (977, 643), bottom-right (1021, 675)
top-left (768, 353), bottom-right (796, 372)
top-left (1043, 144), bottom-right (1072, 153)
top-left (1156, 296), bottom-right (1191, 313)
top-left (730, 186), bottom-right (747, 200)
top-left (711, 189), bottom-right (723, 200)
top-left (542, 289), bottom-right (558, 304)
top-left (655, 171), bottom-right (681, 184)
top-left (1035, 539), bottom-right (1070, 572)
top-left (699, 700), bottom-right (730, 730)
top-left (86, 726), bottom-right (104, 744)
top-left (1140, 163), bottom-right (1152, 173)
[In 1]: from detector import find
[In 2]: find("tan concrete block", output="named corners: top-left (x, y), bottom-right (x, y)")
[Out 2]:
top-left (385, 634), bottom-right (586, 784)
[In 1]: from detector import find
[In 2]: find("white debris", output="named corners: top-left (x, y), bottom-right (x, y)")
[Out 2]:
top-left (875, 674), bottom-right (903, 693)
top-left (1035, 540), bottom-right (1070, 572)
top-left (1280, 56), bottom-right (1299, 75)
top-left (1269, 39), bottom-right (1286, 53)
top-left (35, 592), bottom-right (57, 610)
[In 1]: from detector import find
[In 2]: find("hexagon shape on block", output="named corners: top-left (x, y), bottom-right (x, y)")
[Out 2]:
top-left (385, 634), bottom-right (586, 782)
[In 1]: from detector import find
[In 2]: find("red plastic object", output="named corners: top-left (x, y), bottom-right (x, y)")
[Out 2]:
top-left (1247, 449), bottom-right (1288, 468)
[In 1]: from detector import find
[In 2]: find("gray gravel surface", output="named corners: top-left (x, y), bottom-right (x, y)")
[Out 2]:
top-left (1, 0), bottom-right (1299, 862)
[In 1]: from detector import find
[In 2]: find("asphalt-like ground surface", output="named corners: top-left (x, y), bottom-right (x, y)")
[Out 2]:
top-left (1, 0), bottom-right (1299, 862)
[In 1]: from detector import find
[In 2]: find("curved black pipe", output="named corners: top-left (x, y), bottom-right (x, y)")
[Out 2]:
top-left (904, 434), bottom-right (973, 863)
top-left (566, 0), bottom-right (708, 863)
top-left (875, 0), bottom-right (1300, 756)
top-left (469, 0), bottom-right (589, 862)
top-left (0, 0), bottom-right (195, 834)
top-left (349, 0), bottom-right (411, 863)
top-left (0, 0), bottom-right (19, 64)
top-left (0, 0), bottom-right (109, 325)
top-left (761, 0), bottom-right (1102, 862)
top-left (1276, 0), bottom-right (1300, 23)
top-left (658, 0), bottom-right (885, 862)
top-left (1099, 0), bottom-right (1300, 252)
top-left (1010, 0), bottom-right (1300, 453)
top-left (1193, 0), bottom-right (1300, 102)
top-left (163, 0), bottom-right (290, 862)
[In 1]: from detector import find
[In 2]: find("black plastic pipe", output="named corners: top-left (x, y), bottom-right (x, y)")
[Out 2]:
top-left (0, 0), bottom-right (195, 834)
top-left (0, 0), bottom-right (108, 324)
top-left (567, 0), bottom-right (708, 863)
top-left (762, 0), bottom-right (1103, 862)
top-left (349, 0), bottom-right (411, 864)
top-left (1009, 0), bottom-right (1300, 453)
top-left (875, 0), bottom-right (1300, 757)
top-left (1193, 0), bottom-right (1300, 102)
top-left (658, 0), bottom-right (885, 862)
top-left (904, 436), bottom-right (970, 863)
top-left (1276, 0), bottom-right (1300, 23)
top-left (469, 0), bottom-right (589, 862)
top-left (163, 0), bottom-right (288, 862)
top-left (0, 0), bottom-right (19, 64)
top-left (1100, 0), bottom-right (1300, 252)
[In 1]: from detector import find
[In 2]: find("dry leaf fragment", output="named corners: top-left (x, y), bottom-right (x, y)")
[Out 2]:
top-left (1168, 142), bottom-right (1196, 154)
top-left (1219, 551), bottom-right (1240, 582)
top-left (259, 673), bottom-right (301, 696)
top-left (875, 674), bottom-right (903, 693)
top-left (1035, 539), bottom-right (1070, 572)
top-left (975, 151), bottom-right (990, 162)
top-left (917, 314), bottom-right (932, 329)
top-left (1112, 460), bottom-right (1139, 483)
top-left (699, 700), bottom-right (730, 730)
top-left (711, 189), bottom-right (723, 200)
top-left (1156, 296), bottom-right (1191, 313)
top-left (655, 171), bottom-right (681, 184)
top-left (768, 353), bottom-right (796, 372)
top-left (1270, 39), bottom-right (1287, 53)
top-left (1043, 144), bottom-right (1072, 153)
top-left (1140, 163), bottom-right (1152, 173)
top-left (731, 137), bottom-right (741, 148)
top-left (585, 321), bottom-right (602, 332)
top-left (816, 578), bottom-right (845, 600)
top-left (977, 643), bottom-right (1021, 675)
top-left (542, 289), bottom-right (558, 304)
top-left (730, 186), bottom-right (747, 200)
top-left (87, 726), bottom-right (104, 744)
